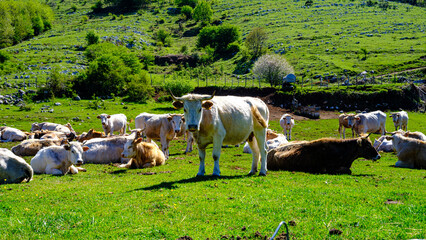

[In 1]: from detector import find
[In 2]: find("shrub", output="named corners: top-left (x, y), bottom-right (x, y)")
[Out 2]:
top-left (70, 5), bottom-right (77, 12)
top-left (123, 73), bottom-right (154, 103)
top-left (252, 54), bottom-right (294, 87)
top-left (164, 79), bottom-right (194, 97)
top-left (91, 0), bottom-right (103, 13)
top-left (193, 0), bottom-right (213, 24)
top-left (81, 15), bottom-right (89, 23)
top-left (37, 68), bottom-right (73, 99)
top-left (0, 51), bottom-right (10, 63)
top-left (305, 0), bottom-right (313, 6)
top-left (86, 31), bottom-right (99, 46)
top-left (197, 25), bottom-right (240, 56)
top-left (245, 27), bottom-right (268, 58)
top-left (181, 5), bottom-right (193, 19)
top-left (175, 0), bottom-right (198, 8)
top-left (155, 29), bottom-right (172, 46)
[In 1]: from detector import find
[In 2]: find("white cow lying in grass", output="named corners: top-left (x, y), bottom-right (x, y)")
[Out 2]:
top-left (0, 127), bottom-right (27, 142)
top-left (373, 136), bottom-right (394, 152)
top-left (0, 148), bottom-right (33, 184)
top-left (30, 142), bottom-right (89, 175)
top-left (243, 134), bottom-right (288, 154)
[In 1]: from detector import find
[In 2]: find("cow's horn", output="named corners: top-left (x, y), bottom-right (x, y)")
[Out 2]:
top-left (200, 91), bottom-right (216, 101)
top-left (169, 89), bottom-right (184, 101)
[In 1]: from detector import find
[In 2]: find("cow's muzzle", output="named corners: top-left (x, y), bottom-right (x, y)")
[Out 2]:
top-left (102, 123), bottom-right (106, 126)
top-left (187, 125), bottom-right (198, 132)
top-left (76, 160), bottom-right (83, 166)
top-left (372, 154), bottom-right (381, 161)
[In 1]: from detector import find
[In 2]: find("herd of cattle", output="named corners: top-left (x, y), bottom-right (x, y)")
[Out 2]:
top-left (0, 93), bottom-right (425, 184)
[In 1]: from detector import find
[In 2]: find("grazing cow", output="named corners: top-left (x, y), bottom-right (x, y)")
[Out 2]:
top-left (82, 136), bottom-right (132, 164)
top-left (385, 133), bottom-right (426, 169)
top-left (11, 139), bottom-right (63, 156)
top-left (77, 129), bottom-right (106, 142)
top-left (31, 122), bottom-right (72, 134)
top-left (267, 135), bottom-right (381, 174)
top-left (134, 113), bottom-right (185, 159)
top-left (0, 148), bottom-right (33, 184)
top-left (171, 92), bottom-right (269, 176)
top-left (30, 142), bottom-right (89, 175)
top-left (243, 134), bottom-right (288, 154)
top-left (353, 110), bottom-right (386, 136)
top-left (373, 136), bottom-right (394, 152)
top-left (0, 127), bottom-right (27, 142)
top-left (119, 135), bottom-right (165, 169)
top-left (390, 111), bottom-right (408, 131)
top-left (338, 113), bottom-right (356, 139)
top-left (97, 113), bottom-right (127, 136)
top-left (280, 114), bottom-right (295, 140)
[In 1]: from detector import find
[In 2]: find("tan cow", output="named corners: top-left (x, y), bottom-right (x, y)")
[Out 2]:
top-left (386, 133), bottom-right (426, 169)
top-left (11, 139), bottom-right (63, 156)
top-left (119, 136), bottom-right (165, 169)
top-left (78, 129), bottom-right (106, 142)
top-left (338, 113), bottom-right (356, 139)
top-left (389, 111), bottom-right (408, 131)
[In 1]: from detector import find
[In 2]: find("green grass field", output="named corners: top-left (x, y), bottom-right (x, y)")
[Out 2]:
top-left (0, 99), bottom-right (425, 239)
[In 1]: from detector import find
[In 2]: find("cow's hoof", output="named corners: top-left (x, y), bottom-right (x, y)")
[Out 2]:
top-left (196, 173), bottom-right (205, 177)
top-left (212, 173), bottom-right (221, 177)
top-left (259, 172), bottom-right (267, 176)
top-left (248, 171), bottom-right (256, 176)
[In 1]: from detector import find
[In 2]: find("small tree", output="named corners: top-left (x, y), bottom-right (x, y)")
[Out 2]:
top-left (86, 31), bottom-right (99, 46)
top-left (175, 0), bottom-right (198, 8)
top-left (155, 29), bottom-right (171, 46)
top-left (193, 1), bottom-right (213, 24)
top-left (252, 54), bottom-right (294, 87)
top-left (245, 27), bottom-right (268, 58)
top-left (360, 48), bottom-right (368, 60)
top-left (181, 5), bottom-right (193, 20)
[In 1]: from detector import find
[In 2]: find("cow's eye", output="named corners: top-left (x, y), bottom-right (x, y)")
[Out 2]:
top-left (198, 108), bottom-right (202, 112)
top-left (184, 109), bottom-right (187, 113)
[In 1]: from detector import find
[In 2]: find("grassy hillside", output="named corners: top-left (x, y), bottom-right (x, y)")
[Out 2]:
top-left (0, 0), bottom-right (425, 89)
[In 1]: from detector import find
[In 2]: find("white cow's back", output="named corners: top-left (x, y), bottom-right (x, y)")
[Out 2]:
top-left (0, 148), bottom-right (33, 184)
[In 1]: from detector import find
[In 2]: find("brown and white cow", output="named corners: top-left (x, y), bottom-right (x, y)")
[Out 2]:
top-left (390, 111), bottom-right (408, 131)
top-left (134, 113), bottom-right (185, 159)
top-left (338, 113), bottom-right (356, 139)
top-left (385, 133), bottom-right (426, 169)
top-left (77, 129), bottom-right (106, 142)
top-left (0, 127), bottom-right (27, 142)
top-left (0, 148), bottom-right (33, 184)
top-left (267, 135), bottom-right (381, 174)
top-left (279, 114), bottom-right (295, 140)
top-left (119, 135), bottom-right (165, 169)
top-left (11, 139), bottom-right (63, 156)
top-left (353, 110), bottom-right (386, 136)
top-left (171, 92), bottom-right (269, 176)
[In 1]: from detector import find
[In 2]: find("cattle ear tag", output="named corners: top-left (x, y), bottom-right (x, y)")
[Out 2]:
top-left (202, 100), bottom-right (213, 110)
top-left (173, 101), bottom-right (184, 109)
top-left (136, 138), bottom-right (143, 143)
top-left (83, 146), bottom-right (89, 152)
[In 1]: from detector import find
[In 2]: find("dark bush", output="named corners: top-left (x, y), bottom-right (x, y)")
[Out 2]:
top-left (86, 31), bottom-right (99, 46)
top-left (197, 25), bottom-right (240, 56)
top-left (36, 68), bottom-right (74, 99)
top-left (165, 79), bottom-right (194, 97)
top-left (123, 73), bottom-right (154, 103)
top-left (181, 5), bottom-right (193, 19)
top-left (175, 0), bottom-right (198, 8)
top-left (91, 0), bottom-right (103, 13)
top-left (0, 51), bottom-right (10, 63)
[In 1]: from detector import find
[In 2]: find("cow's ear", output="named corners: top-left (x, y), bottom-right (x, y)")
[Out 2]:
top-left (97, 115), bottom-right (101, 119)
top-left (107, 115), bottom-right (111, 118)
top-left (385, 136), bottom-right (393, 141)
top-left (202, 100), bottom-right (213, 110)
top-left (167, 116), bottom-right (172, 122)
top-left (64, 144), bottom-right (71, 151)
top-left (181, 117), bottom-right (185, 122)
top-left (82, 146), bottom-right (89, 152)
top-left (136, 138), bottom-right (143, 143)
top-left (173, 101), bottom-right (183, 109)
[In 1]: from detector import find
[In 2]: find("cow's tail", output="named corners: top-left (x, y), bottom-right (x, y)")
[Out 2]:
top-left (251, 106), bottom-right (268, 128)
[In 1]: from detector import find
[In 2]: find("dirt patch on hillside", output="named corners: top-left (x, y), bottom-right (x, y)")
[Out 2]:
top-left (266, 104), bottom-right (339, 121)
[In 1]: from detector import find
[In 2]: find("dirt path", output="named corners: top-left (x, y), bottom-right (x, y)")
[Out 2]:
top-left (267, 104), bottom-right (340, 121)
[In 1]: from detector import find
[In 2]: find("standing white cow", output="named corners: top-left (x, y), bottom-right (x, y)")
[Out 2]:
top-left (279, 114), bottom-right (295, 140)
top-left (133, 113), bottom-right (185, 158)
top-left (30, 142), bottom-right (89, 175)
top-left (390, 111), bottom-right (408, 131)
top-left (0, 148), bottom-right (33, 184)
top-left (171, 92), bottom-right (269, 176)
top-left (0, 127), bottom-right (27, 142)
top-left (353, 110), bottom-right (386, 136)
top-left (97, 113), bottom-right (127, 136)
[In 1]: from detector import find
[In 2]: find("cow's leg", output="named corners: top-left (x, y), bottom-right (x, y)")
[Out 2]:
top-left (339, 125), bottom-right (343, 139)
top-left (69, 165), bottom-right (79, 174)
top-left (197, 148), bottom-right (206, 176)
top-left (160, 138), bottom-right (169, 159)
top-left (185, 134), bottom-right (193, 153)
top-left (142, 162), bottom-right (154, 168)
top-left (253, 129), bottom-right (268, 176)
top-left (289, 128), bottom-right (292, 140)
top-left (212, 138), bottom-right (225, 176)
top-left (45, 167), bottom-right (64, 175)
top-left (351, 127), bottom-right (354, 138)
top-left (247, 137), bottom-right (260, 175)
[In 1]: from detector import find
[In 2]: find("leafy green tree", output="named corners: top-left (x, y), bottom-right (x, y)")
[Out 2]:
top-left (245, 27), bottom-right (268, 58)
top-left (86, 31), bottom-right (99, 46)
top-left (197, 25), bottom-right (240, 55)
top-left (193, 1), bottom-right (213, 24)
top-left (175, 0), bottom-right (198, 8)
top-left (181, 5), bottom-right (193, 19)
top-left (155, 29), bottom-right (172, 46)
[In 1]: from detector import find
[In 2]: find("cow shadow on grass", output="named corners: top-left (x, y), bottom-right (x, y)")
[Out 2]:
top-left (131, 174), bottom-right (253, 191)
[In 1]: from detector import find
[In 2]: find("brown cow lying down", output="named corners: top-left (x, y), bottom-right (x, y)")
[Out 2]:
top-left (77, 129), bottom-right (106, 142)
top-left (119, 137), bottom-right (165, 169)
top-left (267, 135), bottom-right (381, 174)
top-left (11, 139), bottom-right (63, 156)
